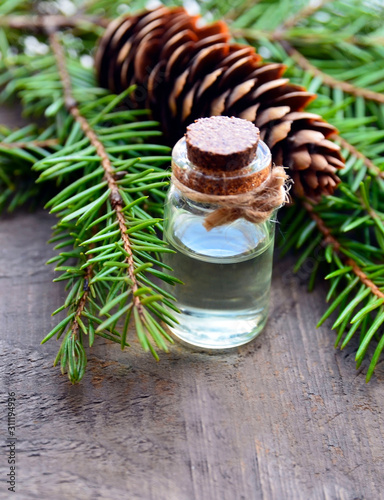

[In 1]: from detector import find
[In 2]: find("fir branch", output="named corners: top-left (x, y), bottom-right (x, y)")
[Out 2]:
top-left (0, 139), bottom-right (59, 149)
top-left (71, 264), bottom-right (93, 342)
top-left (232, 27), bottom-right (384, 50)
top-left (345, 259), bottom-right (384, 301)
top-left (297, 198), bottom-right (384, 382)
top-left (0, 14), bottom-right (108, 30)
top-left (13, 29), bottom-right (177, 382)
top-left (303, 201), bottom-right (384, 300)
top-left (332, 135), bottom-right (384, 181)
top-left (0, 125), bottom-right (58, 213)
top-left (229, 0), bottom-right (384, 379)
top-left (1, 18), bottom-right (178, 382)
top-left (1, 0), bottom-right (383, 383)
top-left (279, 40), bottom-right (384, 105)
top-left (275, 0), bottom-right (332, 33)
top-left (302, 201), bottom-right (340, 251)
top-left (48, 30), bottom-right (149, 327)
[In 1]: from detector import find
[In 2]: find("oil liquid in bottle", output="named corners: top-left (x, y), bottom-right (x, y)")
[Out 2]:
top-left (162, 210), bottom-right (274, 349)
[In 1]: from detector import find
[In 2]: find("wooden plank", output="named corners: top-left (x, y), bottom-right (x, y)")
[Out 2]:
top-left (0, 210), bottom-right (383, 500)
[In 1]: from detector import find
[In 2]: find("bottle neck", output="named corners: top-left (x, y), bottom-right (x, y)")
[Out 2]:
top-left (171, 183), bottom-right (221, 214)
top-left (171, 137), bottom-right (272, 197)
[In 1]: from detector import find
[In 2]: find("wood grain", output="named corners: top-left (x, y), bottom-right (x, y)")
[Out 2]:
top-left (0, 210), bottom-right (383, 500)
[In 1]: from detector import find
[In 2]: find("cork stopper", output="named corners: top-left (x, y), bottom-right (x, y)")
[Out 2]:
top-left (172, 116), bottom-right (271, 196)
top-left (186, 116), bottom-right (260, 171)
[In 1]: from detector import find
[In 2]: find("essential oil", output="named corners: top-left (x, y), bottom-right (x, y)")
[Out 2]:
top-left (163, 116), bottom-right (286, 349)
top-left (163, 211), bottom-right (274, 348)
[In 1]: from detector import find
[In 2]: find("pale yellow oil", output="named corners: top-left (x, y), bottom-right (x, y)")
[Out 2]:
top-left (163, 214), bottom-right (274, 349)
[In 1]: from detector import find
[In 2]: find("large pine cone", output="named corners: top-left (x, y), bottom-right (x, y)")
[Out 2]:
top-left (95, 6), bottom-right (344, 200)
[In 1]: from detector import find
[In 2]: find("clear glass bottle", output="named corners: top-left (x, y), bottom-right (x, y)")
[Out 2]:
top-left (162, 119), bottom-right (279, 349)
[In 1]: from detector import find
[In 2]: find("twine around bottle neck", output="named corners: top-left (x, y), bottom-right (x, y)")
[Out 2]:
top-left (171, 162), bottom-right (290, 231)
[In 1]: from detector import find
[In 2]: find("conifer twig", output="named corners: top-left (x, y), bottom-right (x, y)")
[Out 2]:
top-left (275, 0), bottom-right (332, 34)
top-left (232, 28), bottom-right (384, 50)
top-left (279, 40), bottom-right (384, 105)
top-left (48, 30), bottom-right (146, 321)
top-left (302, 201), bottom-right (340, 251)
top-left (0, 15), bottom-right (108, 30)
top-left (1, 0), bottom-right (381, 380)
top-left (0, 139), bottom-right (59, 149)
top-left (331, 134), bottom-right (384, 180)
top-left (71, 264), bottom-right (93, 340)
top-left (303, 201), bottom-right (384, 300)
top-left (345, 259), bottom-right (384, 300)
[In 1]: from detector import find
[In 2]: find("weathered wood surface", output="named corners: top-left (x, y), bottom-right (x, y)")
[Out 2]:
top-left (1, 105), bottom-right (383, 500)
top-left (0, 210), bottom-right (383, 500)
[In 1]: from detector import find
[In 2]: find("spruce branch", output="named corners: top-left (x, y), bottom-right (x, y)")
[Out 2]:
top-left (235, 0), bottom-right (378, 49)
top-left (302, 201), bottom-right (340, 251)
top-left (282, 196), bottom-right (384, 382)
top-left (0, 125), bottom-right (58, 213)
top-left (1, 0), bottom-right (383, 383)
top-left (227, 0), bottom-right (384, 380)
top-left (278, 40), bottom-right (384, 105)
top-left (274, 0), bottom-right (333, 33)
top-left (0, 14), bottom-right (108, 30)
top-left (11, 30), bottom-right (176, 383)
top-left (232, 27), bottom-right (384, 50)
top-left (303, 201), bottom-right (384, 301)
top-left (48, 29), bottom-right (154, 331)
top-left (71, 263), bottom-right (93, 340)
top-left (0, 138), bottom-right (59, 149)
top-left (345, 260), bottom-right (384, 302)
top-left (1, 18), bottom-right (179, 382)
top-left (332, 135), bottom-right (384, 181)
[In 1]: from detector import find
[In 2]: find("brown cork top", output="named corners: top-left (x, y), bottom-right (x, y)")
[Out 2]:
top-left (185, 116), bottom-right (260, 171)
top-left (172, 116), bottom-right (271, 196)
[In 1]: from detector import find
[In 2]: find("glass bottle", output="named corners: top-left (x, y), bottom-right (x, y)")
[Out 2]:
top-left (162, 117), bottom-right (280, 349)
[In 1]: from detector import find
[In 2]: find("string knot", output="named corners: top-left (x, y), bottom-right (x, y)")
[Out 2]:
top-left (172, 166), bottom-right (290, 231)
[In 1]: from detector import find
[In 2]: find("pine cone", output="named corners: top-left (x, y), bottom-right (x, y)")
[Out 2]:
top-left (95, 6), bottom-right (344, 200)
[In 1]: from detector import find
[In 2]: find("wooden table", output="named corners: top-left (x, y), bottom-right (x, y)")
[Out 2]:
top-left (1, 108), bottom-right (383, 499)
top-left (1, 210), bottom-right (383, 500)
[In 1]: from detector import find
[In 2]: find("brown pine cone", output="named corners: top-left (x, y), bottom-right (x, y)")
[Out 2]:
top-left (95, 6), bottom-right (344, 201)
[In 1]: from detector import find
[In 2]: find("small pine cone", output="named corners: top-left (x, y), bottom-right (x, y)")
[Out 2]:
top-left (96, 6), bottom-right (344, 201)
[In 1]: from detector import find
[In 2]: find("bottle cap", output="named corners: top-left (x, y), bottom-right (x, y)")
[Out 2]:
top-left (185, 116), bottom-right (260, 171)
